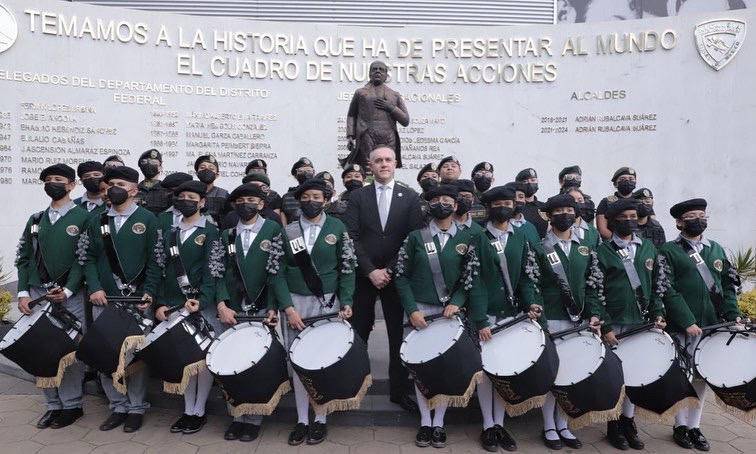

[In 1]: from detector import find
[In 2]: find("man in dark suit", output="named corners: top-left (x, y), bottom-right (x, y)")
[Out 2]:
top-left (344, 146), bottom-right (424, 412)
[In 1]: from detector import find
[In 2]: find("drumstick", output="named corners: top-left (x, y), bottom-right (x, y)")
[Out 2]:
top-left (106, 295), bottom-right (147, 304)
top-left (163, 303), bottom-right (185, 316)
top-left (614, 322), bottom-right (655, 341)
top-left (699, 320), bottom-right (742, 332)
top-left (301, 312), bottom-right (340, 326)
top-left (489, 313), bottom-right (530, 336)
top-left (549, 322), bottom-right (599, 339)
top-left (26, 294), bottom-right (49, 310)
top-left (402, 309), bottom-right (466, 328)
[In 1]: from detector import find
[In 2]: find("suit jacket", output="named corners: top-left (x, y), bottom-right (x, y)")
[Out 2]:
top-left (344, 182), bottom-right (424, 276)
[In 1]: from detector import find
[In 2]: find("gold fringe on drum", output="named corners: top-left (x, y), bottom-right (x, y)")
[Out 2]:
top-left (501, 392), bottom-right (547, 417)
top-left (311, 374), bottom-right (373, 415)
top-left (714, 394), bottom-right (756, 424)
top-left (35, 351), bottom-right (77, 389)
top-left (633, 396), bottom-right (700, 424)
top-left (566, 386), bottom-right (626, 430)
top-left (163, 360), bottom-right (207, 395)
top-left (427, 371), bottom-right (483, 410)
top-left (111, 335), bottom-right (146, 394)
top-left (227, 380), bottom-right (292, 417)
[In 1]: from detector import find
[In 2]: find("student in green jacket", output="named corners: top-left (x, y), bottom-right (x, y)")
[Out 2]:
top-left (537, 193), bottom-right (604, 451)
top-left (394, 184), bottom-right (485, 449)
top-left (474, 185), bottom-right (543, 452)
top-left (279, 178), bottom-right (356, 447)
top-left (214, 183), bottom-right (286, 442)
top-left (73, 161), bottom-right (106, 214)
top-left (660, 198), bottom-right (743, 451)
top-left (15, 164), bottom-right (90, 430)
top-left (593, 198), bottom-right (667, 451)
top-left (453, 179), bottom-right (486, 234)
top-left (565, 187), bottom-right (601, 249)
top-left (155, 172), bottom-right (194, 232)
top-left (502, 181), bottom-right (542, 252)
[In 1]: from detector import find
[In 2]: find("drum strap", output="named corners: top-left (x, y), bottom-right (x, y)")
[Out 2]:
top-left (485, 228), bottom-right (516, 310)
top-left (169, 228), bottom-right (199, 298)
top-left (541, 240), bottom-right (581, 322)
top-left (284, 222), bottom-right (335, 309)
top-left (678, 239), bottom-right (724, 318)
top-left (609, 241), bottom-right (648, 317)
top-left (99, 213), bottom-right (146, 295)
top-left (420, 227), bottom-right (452, 304)
top-left (30, 211), bottom-right (70, 289)
top-left (226, 228), bottom-right (266, 313)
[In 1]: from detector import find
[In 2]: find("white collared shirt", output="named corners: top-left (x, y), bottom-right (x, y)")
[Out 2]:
top-left (178, 216), bottom-right (207, 244)
top-left (300, 214), bottom-right (327, 254)
top-left (612, 233), bottom-right (643, 261)
top-left (80, 193), bottom-right (104, 212)
top-left (237, 215), bottom-right (266, 256)
top-left (48, 201), bottom-right (76, 225)
top-left (107, 202), bottom-right (138, 233)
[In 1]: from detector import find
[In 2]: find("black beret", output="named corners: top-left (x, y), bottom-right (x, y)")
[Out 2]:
top-left (139, 149), bottom-right (162, 162)
top-left (417, 163), bottom-right (437, 182)
top-left (290, 157), bottom-right (314, 176)
top-left (454, 179), bottom-right (476, 194)
top-left (104, 166), bottom-right (140, 184)
top-left (515, 168), bottom-right (538, 182)
top-left (611, 166), bottom-right (636, 183)
top-left (605, 198), bottom-right (639, 221)
top-left (76, 161), bottom-right (104, 178)
top-left (480, 186), bottom-right (516, 205)
top-left (471, 161), bottom-right (494, 175)
top-left (436, 156), bottom-right (460, 172)
top-left (40, 163), bottom-right (75, 182)
top-left (242, 173), bottom-right (271, 186)
top-left (161, 172), bottom-right (193, 190)
top-left (423, 184), bottom-right (459, 201)
top-left (315, 171), bottom-right (334, 185)
top-left (559, 165), bottom-right (582, 180)
top-left (341, 163), bottom-right (365, 179)
top-left (632, 188), bottom-right (654, 199)
top-left (670, 198), bottom-right (707, 219)
top-left (294, 178), bottom-right (330, 199)
top-left (174, 180), bottom-right (207, 198)
top-left (229, 183), bottom-right (267, 202)
top-left (194, 154), bottom-right (219, 171)
top-left (503, 181), bottom-right (526, 194)
top-left (103, 155), bottom-right (124, 166)
top-left (245, 159), bottom-right (267, 174)
top-left (544, 193), bottom-right (578, 213)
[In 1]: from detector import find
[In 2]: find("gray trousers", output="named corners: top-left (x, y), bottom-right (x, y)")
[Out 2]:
top-left (93, 304), bottom-right (150, 414)
top-left (29, 286), bottom-right (85, 411)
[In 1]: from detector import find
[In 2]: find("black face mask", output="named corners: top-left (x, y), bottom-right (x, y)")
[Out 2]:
top-left (579, 202), bottom-right (596, 223)
top-left (82, 177), bottom-right (101, 193)
top-left (562, 177), bottom-right (581, 189)
top-left (523, 182), bottom-right (538, 197)
top-left (550, 213), bottom-right (576, 232)
top-left (617, 180), bottom-right (636, 196)
top-left (300, 200), bottom-right (324, 219)
top-left (428, 202), bottom-right (455, 220)
top-left (419, 178), bottom-right (438, 193)
top-left (489, 206), bottom-right (514, 223)
top-left (139, 163), bottom-right (160, 179)
top-left (637, 204), bottom-right (654, 218)
top-left (613, 219), bottom-right (638, 237)
top-left (473, 176), bottom-right (492, 192)
top-left (682, 218), bottom-right (707, 237)
top-left (197, 169), bottom-right (217, 184)
top-left (44, 182), bottom-right (68, 201)
top-left (455, 198), bottom-right (472, 216)
top-left (296, 171), bottom-right (314, 184)
top-left (107, 186), bottom-right (129, 206)
top-left (344, 179), bottom-right (363, 192)
top-left (235, 203), bottom-right (259, 221)
top-left (174, 199), bottom-right (199, 217)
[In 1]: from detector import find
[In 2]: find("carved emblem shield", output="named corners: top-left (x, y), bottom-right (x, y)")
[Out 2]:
top-left (695, 19), bottom-right (747, 71)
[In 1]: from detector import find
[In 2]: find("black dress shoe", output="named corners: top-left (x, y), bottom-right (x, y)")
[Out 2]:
top-left (390, 394), bottom-right (419, 413)
top-left (224, 421), bottom-right (244, 441)
top-left (288, 423), bottom-right (308, 446)
top-left (620, 415), bottom-right (644, 450)
top-left (123, 413), bottom-right (143, 433)
top-left (37, 410), bottom-right (61, 429)
top-left (170, 414), bottom-right (192, 433)
top-left (542, 429), bottom-right (563, 450)
top-left (99, 412), bottom-right (128, 431)
top-left (557, 428), bottom-right (583, 449)
top-left (607, 420), bottom-right (629, 450)
top-left (673, 425), bottom-right (693, 449)
top-left (688, 428), bottom-right (710, 451)
top-left (307, 422), bottom-right (327, 445)
top-left (431, 426), bottom-right (447, 448)
top-left (480, 427), bottom-right (498, 452)
top-left (50, 408), bottom-right (83, 429)
top-left (240, 423), bottom-right (261, 442)
top-left (182, 415), bottom-right (206, 434)
top-left (416, 426), bottom-right (432, 447)
top-left (496, 425), bottom-right (517, 452)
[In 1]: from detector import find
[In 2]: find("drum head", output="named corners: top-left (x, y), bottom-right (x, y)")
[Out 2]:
top-left (0, 303), bottom-right (50, 348)
top-left (553, 332), bottom-right (605, 386)
top-left (400, 317), bottom-right (463, 365)
top-left (695, 331), bottom-right (756, 388)
top-left (613, 330), bottom-right (675, 387)
top-left (142, 310), bottom-right (188, 347)
top-left (482, 320), bottom-right (545, 376)
top-left (207, 322), bottom-right (272, 375)
top-left (290, 320), bottom-right (353, 370)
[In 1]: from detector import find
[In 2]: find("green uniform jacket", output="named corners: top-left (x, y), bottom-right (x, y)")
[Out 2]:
top-left (144, 221), bottom-right (220, 311)
top-left (279, 215), bottom-right (356, 309)
top-left (659, 238), bottom-right (741, 333)
top-left (216, 219), bottom-right (290, 312)
top-left (16, 205), bottom-right (90, 293)
top-left (579, 224), bottom-right (601, 249)
top-left (82, 205), bottom-right (162, 295)
top-left (513, 220), bottom-right (543, 254)
top-left (476, 227), bottom-right (542, 329)
top-left (394, 227), bottom-right (486, 318)
top-left (593, 238), bottom-right (665, 332)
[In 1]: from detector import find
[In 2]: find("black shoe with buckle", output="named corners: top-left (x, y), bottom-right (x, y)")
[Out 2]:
top-left (496, 425), bottom-right (517, 452)
top-left (170, 414), bottom-right (192, 433)
top-left (542, 429), bottom-right (562, 450)
top-left (240, 423), bottom-right (261, 442)
top-left (673, 425), bottom-right (693, 449)
top-left (288, 423), bottom-right (308, 446)
top-left (37, 410), bottom-right (61, 429)
top-left (225, 421), bottom-right (244, 441)
top-left (480, 427), bottom-right (498, 452)
top-left (123, 413), bottom-right (143, 433)
top-left (99, 412), bottom-right (128, 431)
top-left (182, 414), bottom-right (206, 434)
top-left (50, 408), bottom-right (83, 429)
top-left (431, 426), bottom-right (447, 448)
top-left (688, 428), bottom-right (710, 451)
top-left (307, 421), bottom-right (327, 445)
top-left (416, 426), bottom-right (432, 447)
top-left (607, 420), bottom-right (629, 450)
top-left (620, 415), bottom-right (644, 450)
top-left (557, 428), bottom-right (582, 449)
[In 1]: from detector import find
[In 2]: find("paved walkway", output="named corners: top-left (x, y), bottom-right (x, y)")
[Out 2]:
top-left (0, 374), bottom-right (754, 453)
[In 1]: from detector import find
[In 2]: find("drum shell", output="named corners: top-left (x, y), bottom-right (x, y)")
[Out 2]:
top-left (625, 360), bottom-right (698, 417)
top-left (137, 318), bottom-right (210, 384)
top-left (1, 313), bottom-right (77, 378)
top-left (486, 335), bottom-right (558, 406)
top-left (553, 348), bottom-right (624, 419)
top-left (76, 305), bottom-right (145, 374)
top-left (707, 379), bottom-right (755, 414)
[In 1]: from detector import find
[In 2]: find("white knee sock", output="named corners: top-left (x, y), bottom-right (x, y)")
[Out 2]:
top-left (292, 374), bottom-right (311, 425)
top-left (688, 380), bottom-right (708, 429)
top-left (191, 368), bottom-right (214, 416)
top-left (432, 402), bottom-right (448, 427)
top-left (622, 396), bottom-right (635, 418)
top-left (675, 409), bottom-right (688, 428)
top-left (314, 413), bottom-right (327, 424)
top-left (541, 392), bottom-right (559, 440)
top-left (477, 375), bottom-right (495, 430)
top-left (415, 385), bottom-right (432, 427)
top-left (183, 375), bottom-right (197, 415)
top-left (493, 391), bottom-right (507, 427)
top-left (552, 394), bottom-right (575, 440)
